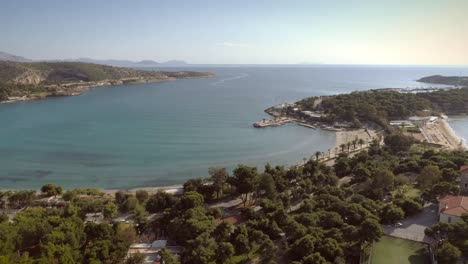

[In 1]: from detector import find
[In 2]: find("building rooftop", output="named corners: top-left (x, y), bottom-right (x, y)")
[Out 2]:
top-left (460, 166), bottom-right (468, 173)
top-left (409, 116), bottom-right (432, 121)
top-left (439, 195), bottom-right (468, 217)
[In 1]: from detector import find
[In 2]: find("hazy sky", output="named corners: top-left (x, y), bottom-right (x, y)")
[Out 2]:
top-left (1, 0), bottom-right (467, 65)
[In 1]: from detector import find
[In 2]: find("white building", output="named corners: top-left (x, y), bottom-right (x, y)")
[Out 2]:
top-left (301, 110), bottom-right (324, 119)
top-left (389, 120), bottom-right (414, 128)
top-left (408, 116), bottom-right (438, 127)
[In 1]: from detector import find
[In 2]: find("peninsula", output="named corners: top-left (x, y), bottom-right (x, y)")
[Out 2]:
top-left (417, 75), bottom-right (468, 87)
top-left (0, 61), bottom-right (214, 103)
top-left (256, 76), bottom-right (468, 155)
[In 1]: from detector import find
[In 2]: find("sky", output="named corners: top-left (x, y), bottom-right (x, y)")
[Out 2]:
top-left (1, 0), bottom-right (468, 65)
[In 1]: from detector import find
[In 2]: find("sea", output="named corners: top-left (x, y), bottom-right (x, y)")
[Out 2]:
top-left (1, 65), bottom-right (468, 189)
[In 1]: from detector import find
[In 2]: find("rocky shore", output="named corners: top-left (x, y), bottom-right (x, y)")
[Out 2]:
top-left (0, 61), bottom-right (214, 104)
top-left (1, 73), bottom-right (214, 104)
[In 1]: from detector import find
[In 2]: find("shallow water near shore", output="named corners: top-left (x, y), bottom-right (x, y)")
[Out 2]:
top-left (1, 66), bottom-right (468, 189)
top-left (449, 116), bottom-right (468, 144)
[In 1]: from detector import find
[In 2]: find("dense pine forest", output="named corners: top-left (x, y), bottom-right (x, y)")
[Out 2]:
top-left (1, 135), bottom-right (468, 263)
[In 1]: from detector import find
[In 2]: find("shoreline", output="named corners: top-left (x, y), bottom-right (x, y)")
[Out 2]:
top-left (101, 184), bottom-right (184, 196)
top-left (0, 120), bottom-right (464, 193)
top-left (0, 74), bottom-right (214, 104)
top-left (419, 116), bottom-right (467, 151)
top-left (440, 117), bottom-right (467, 150)
top-left (0, 184), bottom-right (185, 196)
top-left (335, 128), bottom-right (376, 152)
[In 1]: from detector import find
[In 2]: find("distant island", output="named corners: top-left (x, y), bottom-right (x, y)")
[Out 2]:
top-left (57, 58), bottom-right (189, 68)
top-left (417, 75), bottom-right (468, 87)
top-left (0, 61), bottom-right (214, 103)
top-left (0, 51), bottom-right (189, 67)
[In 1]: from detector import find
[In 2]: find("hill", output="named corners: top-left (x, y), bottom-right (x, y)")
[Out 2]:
top-left (52, 58), bottom-right (188, 67)
top-left (0, 51), bottom-right (32, 62)
top-left (292, 86), bottom-right (468, 132)
top-left (0, 61), bottom-right (213, 102)
top-left (417, 75), bottom-right (468, 87)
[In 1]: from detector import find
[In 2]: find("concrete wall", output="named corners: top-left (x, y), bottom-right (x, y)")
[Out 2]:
top-left (439, 213), bottom-right (462, 223)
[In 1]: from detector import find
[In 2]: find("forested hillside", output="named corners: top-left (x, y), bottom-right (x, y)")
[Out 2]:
top-left (0, 61), bottom-right (213, 102)
top-left (418, 75), bottom-right (468, 87)
top-left (297, 87), bottom-right (468, 131)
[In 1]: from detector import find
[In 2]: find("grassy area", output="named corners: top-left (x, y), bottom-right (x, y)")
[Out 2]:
top-left (393, 185), bottom-right (421, 199)
top-left (231, 245), bottom-right (259, 264)
top-left (371, 236), bottom-right (430, 264)
top-left (409, 143), bottom-right (439, 152)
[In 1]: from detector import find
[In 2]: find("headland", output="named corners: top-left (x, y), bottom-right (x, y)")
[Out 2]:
top-left (255, 76), bottom-right (468, 158)
top-left (0, 61), bottom-right (214, 103)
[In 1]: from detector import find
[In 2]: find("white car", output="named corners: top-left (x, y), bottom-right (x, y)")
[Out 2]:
top-left (393, 222), bottom-right (403, 227)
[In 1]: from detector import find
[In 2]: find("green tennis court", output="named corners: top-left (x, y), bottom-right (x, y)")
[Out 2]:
top-left (371, 235), bottom-right (430, 264)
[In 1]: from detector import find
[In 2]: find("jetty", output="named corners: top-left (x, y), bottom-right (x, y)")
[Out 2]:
top-left (321, 126), bottom-right (343, 131)
top-left (253, 117), bottom-right (294, 128)
top-left (297, 123), bottom-right (317, 129)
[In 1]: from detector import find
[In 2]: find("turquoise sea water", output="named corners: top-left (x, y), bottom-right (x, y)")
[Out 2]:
top-left (449, 116), bottom-right (468, 144)
top-left (1, 66), bottom-right (468, 189)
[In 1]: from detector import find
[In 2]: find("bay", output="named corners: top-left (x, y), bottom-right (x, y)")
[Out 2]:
top-left (1, 65), bottom-right (468, 189)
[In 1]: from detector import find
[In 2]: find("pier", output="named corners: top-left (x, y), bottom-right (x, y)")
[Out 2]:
top-left (253, 117), bottom-right (294, 128)
top-left (297, 123), bottom-right (317, 129)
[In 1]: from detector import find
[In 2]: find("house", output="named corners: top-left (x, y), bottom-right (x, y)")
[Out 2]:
top-left (438, 195), bottom-right (468, 223)
top-left (460, 166), bottom-right (468, 195)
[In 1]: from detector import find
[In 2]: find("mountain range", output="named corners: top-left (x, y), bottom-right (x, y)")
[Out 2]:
top-left (0, 51), bottom-right (32, 62)
top-left (0, 51), bottom-right (188, 67)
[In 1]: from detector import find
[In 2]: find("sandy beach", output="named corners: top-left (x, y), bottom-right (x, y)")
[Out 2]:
top-left (438, 118), bottom-right (467, 150)
top-left (101, 185), bottom-right (184, 197)
top-left (420, 118), bottom-right (467, 150)
top-left (335, 128), bottom-right (376, 151)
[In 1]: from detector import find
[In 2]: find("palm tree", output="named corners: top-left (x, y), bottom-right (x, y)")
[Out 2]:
top-left (328, 149), bottom-right (331, 158)
top-left (334, 147), bottom-right (338, 157)
top-left (315, 151), bottom-right (322, 161)
top-left (347, 142), bottom-right (351, 152)
top-left (339, 144), bottom-right (346, 153)
top-left (358, 138), bottom-right (365, 149)
top-left (303, 157), bottom-right (307, 165)
top-left (352, 139), bottom-right (357, 150)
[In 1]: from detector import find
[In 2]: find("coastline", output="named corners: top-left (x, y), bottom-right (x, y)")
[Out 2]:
top-left (1, 74), bottom-right (214, 104)
top-left (0, 184), bottom-right (185, 196)
top-left (440, 117), bottom-right (467, 150)
top-left (1, 120), bottom-right (464, 193)
top-left (419, 116), bottom-right (467, 151)
top-left (335, 128), bottom-right (376, 152)
top-left (102, 184), bottom-right (184, 196)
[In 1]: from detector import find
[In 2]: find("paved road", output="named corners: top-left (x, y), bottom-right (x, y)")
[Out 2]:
top-left (383, 204), bottom-right (438, 243)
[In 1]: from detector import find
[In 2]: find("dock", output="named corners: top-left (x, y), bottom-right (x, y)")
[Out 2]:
top-left (253, 117), bottom-right (294, 128)
top-left (297, 123), bottom-right (317, 129)
top-left (321, 126), bottom-right (343, 131)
